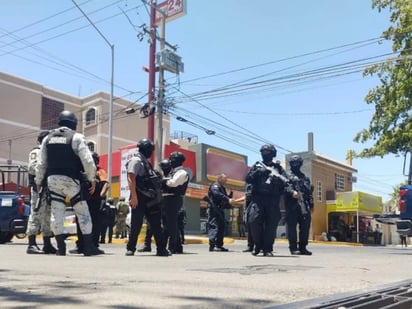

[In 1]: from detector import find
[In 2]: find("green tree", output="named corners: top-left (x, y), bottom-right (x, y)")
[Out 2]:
top-left (354, 0), bottom-right (412, 157)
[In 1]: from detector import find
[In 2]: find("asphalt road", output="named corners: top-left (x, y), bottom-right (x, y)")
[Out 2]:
top-left (1, 236), bottom-right (412, 309)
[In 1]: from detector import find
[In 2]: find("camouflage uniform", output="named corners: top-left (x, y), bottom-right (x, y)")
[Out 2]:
top-left (26, 132), bottom-right (56, 254)
top-left (36, 111), bottom-right (98, 256)
top-left (115, 198), bottom-right (129, 238)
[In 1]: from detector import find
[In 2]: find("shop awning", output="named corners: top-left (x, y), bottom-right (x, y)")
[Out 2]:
top-left (327, 191), bottom-right (383, 215)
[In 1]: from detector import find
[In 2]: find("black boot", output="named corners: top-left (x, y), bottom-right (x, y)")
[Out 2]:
top-left (55, 234), bottom-right (66, 256)
top-left (27, 235), bottom-right (43, 254)
top-left (83, 234), bottom-right (104, 256)
top-left (42, 236), bottom-right (57, 254)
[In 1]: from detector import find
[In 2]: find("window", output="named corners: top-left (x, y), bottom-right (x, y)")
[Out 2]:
top-left (85, 108), bottom-right (97, 126)
top-left (87, 141), bottom-right (95, 152)
top-left (41, 97), bottom-right (64, 130)
top-left (317, 181), bottom-right (322, 202)
top-left (335, 174), bottom-right (345, 191)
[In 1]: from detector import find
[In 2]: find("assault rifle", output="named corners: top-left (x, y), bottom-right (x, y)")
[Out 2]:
top-left (290, 175), bottom-right (309, 215)
top-left (258, 161), bottom-right (289, 185)
top-left (34, 179), bottom-right (50, 212)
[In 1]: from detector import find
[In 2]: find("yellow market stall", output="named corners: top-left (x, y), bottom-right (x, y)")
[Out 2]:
top-left (327, 191), bottom-right (383, 243)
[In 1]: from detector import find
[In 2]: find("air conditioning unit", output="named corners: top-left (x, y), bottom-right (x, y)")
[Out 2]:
top-left (348, 176), bottom-right (357, 183)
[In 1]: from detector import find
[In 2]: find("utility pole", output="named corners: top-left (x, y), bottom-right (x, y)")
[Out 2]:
top-left (145, 0), bottom-right (185, 165)
top-left (147, 0), bottom-right (157, 165)
top-left (156, 11), bottom-right (166, 166)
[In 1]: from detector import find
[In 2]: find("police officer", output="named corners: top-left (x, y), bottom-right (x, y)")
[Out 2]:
top-left (245, 144), bottom-right (288, 257)
top-left (70, 152), bottom-right (108, 254)
top-left (207, 173), bottom-right (233, 252)
top-left (115, 197), bottom-right (130, 239)
top-left (26, 130), bottom-right (57, 254)
top-left (162, 152), bottom-right (189, 254)
top-left (242, 183), bottom-right (255, 252)
top-left (139, 159), bottom-right (172, 252)
top-left (285, 154), bottom-right (314, 255)
top-left (100, 198), bottom-right (116, 243)
top-left (177, 207), bottom-right (187, 245)
top-left (36, 110), bottom-right (100, 256)
top-left (125, 138), bottom-right (169, 256)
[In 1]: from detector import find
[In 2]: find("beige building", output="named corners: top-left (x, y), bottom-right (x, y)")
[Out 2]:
top-left (0, 71), bottom-right (170, 175)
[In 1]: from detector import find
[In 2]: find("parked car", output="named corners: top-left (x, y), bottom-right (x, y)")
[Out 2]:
top-left (0, 165), bottom-right (31, 244)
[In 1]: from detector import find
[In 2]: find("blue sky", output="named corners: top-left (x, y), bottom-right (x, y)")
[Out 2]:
top-left (0, 0), bottom-right (407, 201)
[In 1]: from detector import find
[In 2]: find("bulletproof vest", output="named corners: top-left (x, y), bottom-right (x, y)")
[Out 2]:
top-left (252, 162), bottom-right (285, 196)
top-left (46, 128), bottom-right (83, 180)
top-left (165, 169), bottom-right (189, 195)
top-left (208, 183), bottom-right (229, 209)
top-left (134, 154), bottom-right (162, 201)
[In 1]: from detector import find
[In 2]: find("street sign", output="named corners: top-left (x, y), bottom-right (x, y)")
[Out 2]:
top-left (155, 0), bottom-right (186, 25)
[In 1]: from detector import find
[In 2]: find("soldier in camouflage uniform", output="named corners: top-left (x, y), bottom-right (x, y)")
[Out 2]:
top-left (115, 197), bottom-right (130, 239)
top-left (36, 111), bottom-right (100, 256)
top-left (26, 130), bottom-right (57, 254)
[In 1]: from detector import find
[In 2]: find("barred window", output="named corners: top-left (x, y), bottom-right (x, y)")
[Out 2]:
top-left (335, 174), bottom-right (345, 191)
top-left (317, 181), bottom-right (322, 202)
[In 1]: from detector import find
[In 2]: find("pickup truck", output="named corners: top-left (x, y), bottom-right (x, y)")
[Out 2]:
top-left (0, 165), bottom-right (31, 243)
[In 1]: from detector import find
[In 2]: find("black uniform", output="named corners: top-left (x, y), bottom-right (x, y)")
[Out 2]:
top-left (245, 144), bottom-right (288, 257)
top-left (207, 180), bottom-right (232, 251)
top-left (285, 155), bottom-right (314, 255)
top-left (126, 141), bottom-right (168, 257)
top-left (162, 153), bottom-right (189, 254)
top-left (243, 183), bottom-right (254, 252)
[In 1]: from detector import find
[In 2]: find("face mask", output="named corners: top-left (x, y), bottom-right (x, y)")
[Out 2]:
top-left (261, 153), bottom-right (274, 162)
top-left (140, 148), bottom-right (153, 158)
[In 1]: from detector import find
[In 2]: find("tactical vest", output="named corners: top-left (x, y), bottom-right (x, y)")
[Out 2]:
top-left (251, 162), bottom-right (285, 196)
top-left (164, 169), bottom-right (189, 196)
top-left (46, 128), bottom-right (83, 180)
top-left (134, 154), bottom-right (162, 203)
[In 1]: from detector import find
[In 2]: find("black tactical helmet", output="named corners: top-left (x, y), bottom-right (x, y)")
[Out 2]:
top-left (137, 138), bottom-right (155, 158)
top-left (289, 154), bottom-right (303, 168)
top-left (159, 159), bottom-right (172, 176)
top-left (92, 152), bottom-right (100, 165)
top-left (260, 144), bottom-right (277, 155)
top-left (58, 110), bottom-right (78, 130)
top-left (37, 130), bottom-right (49, 144)
top-left (169, 151), bottom-right (185, 168)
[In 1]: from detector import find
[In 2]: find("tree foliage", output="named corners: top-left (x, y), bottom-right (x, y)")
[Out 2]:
top-left (354, 0), bottom-right (412, 158)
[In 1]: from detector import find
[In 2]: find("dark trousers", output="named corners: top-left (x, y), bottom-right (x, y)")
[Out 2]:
top-left (100, 218), bottom-right (115, 243)
top-left (208, 209), bottom-right (225, 248)
top-left (76, 199), bottom-right (102, 250)
top-left (246, 206), bottom-right (254, 250)
top-left (143, 221), bottom-right (153, 248)
top-left (249, 195), bottom-right (281, 253)
top-left (162, 195), bottom-right (183, 253)
top-left (127, 203), bottom-right (165, 253)
top-left (286, 207), bottom-right (311, 251)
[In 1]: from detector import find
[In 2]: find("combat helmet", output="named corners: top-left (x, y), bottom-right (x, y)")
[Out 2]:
top-left (58, 110), bottom-right (78, 130)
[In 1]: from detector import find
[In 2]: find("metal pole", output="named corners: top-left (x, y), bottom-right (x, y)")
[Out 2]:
top-left (147, 0), bottom-right (157, 165)
top-left (156, 15), bottom-right (166, 166)
top-left (107, 45), bottom-right (114, 197)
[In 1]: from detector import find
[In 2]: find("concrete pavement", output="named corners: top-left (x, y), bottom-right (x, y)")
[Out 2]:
top-left (2, 236), bottom-right (412, 308)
